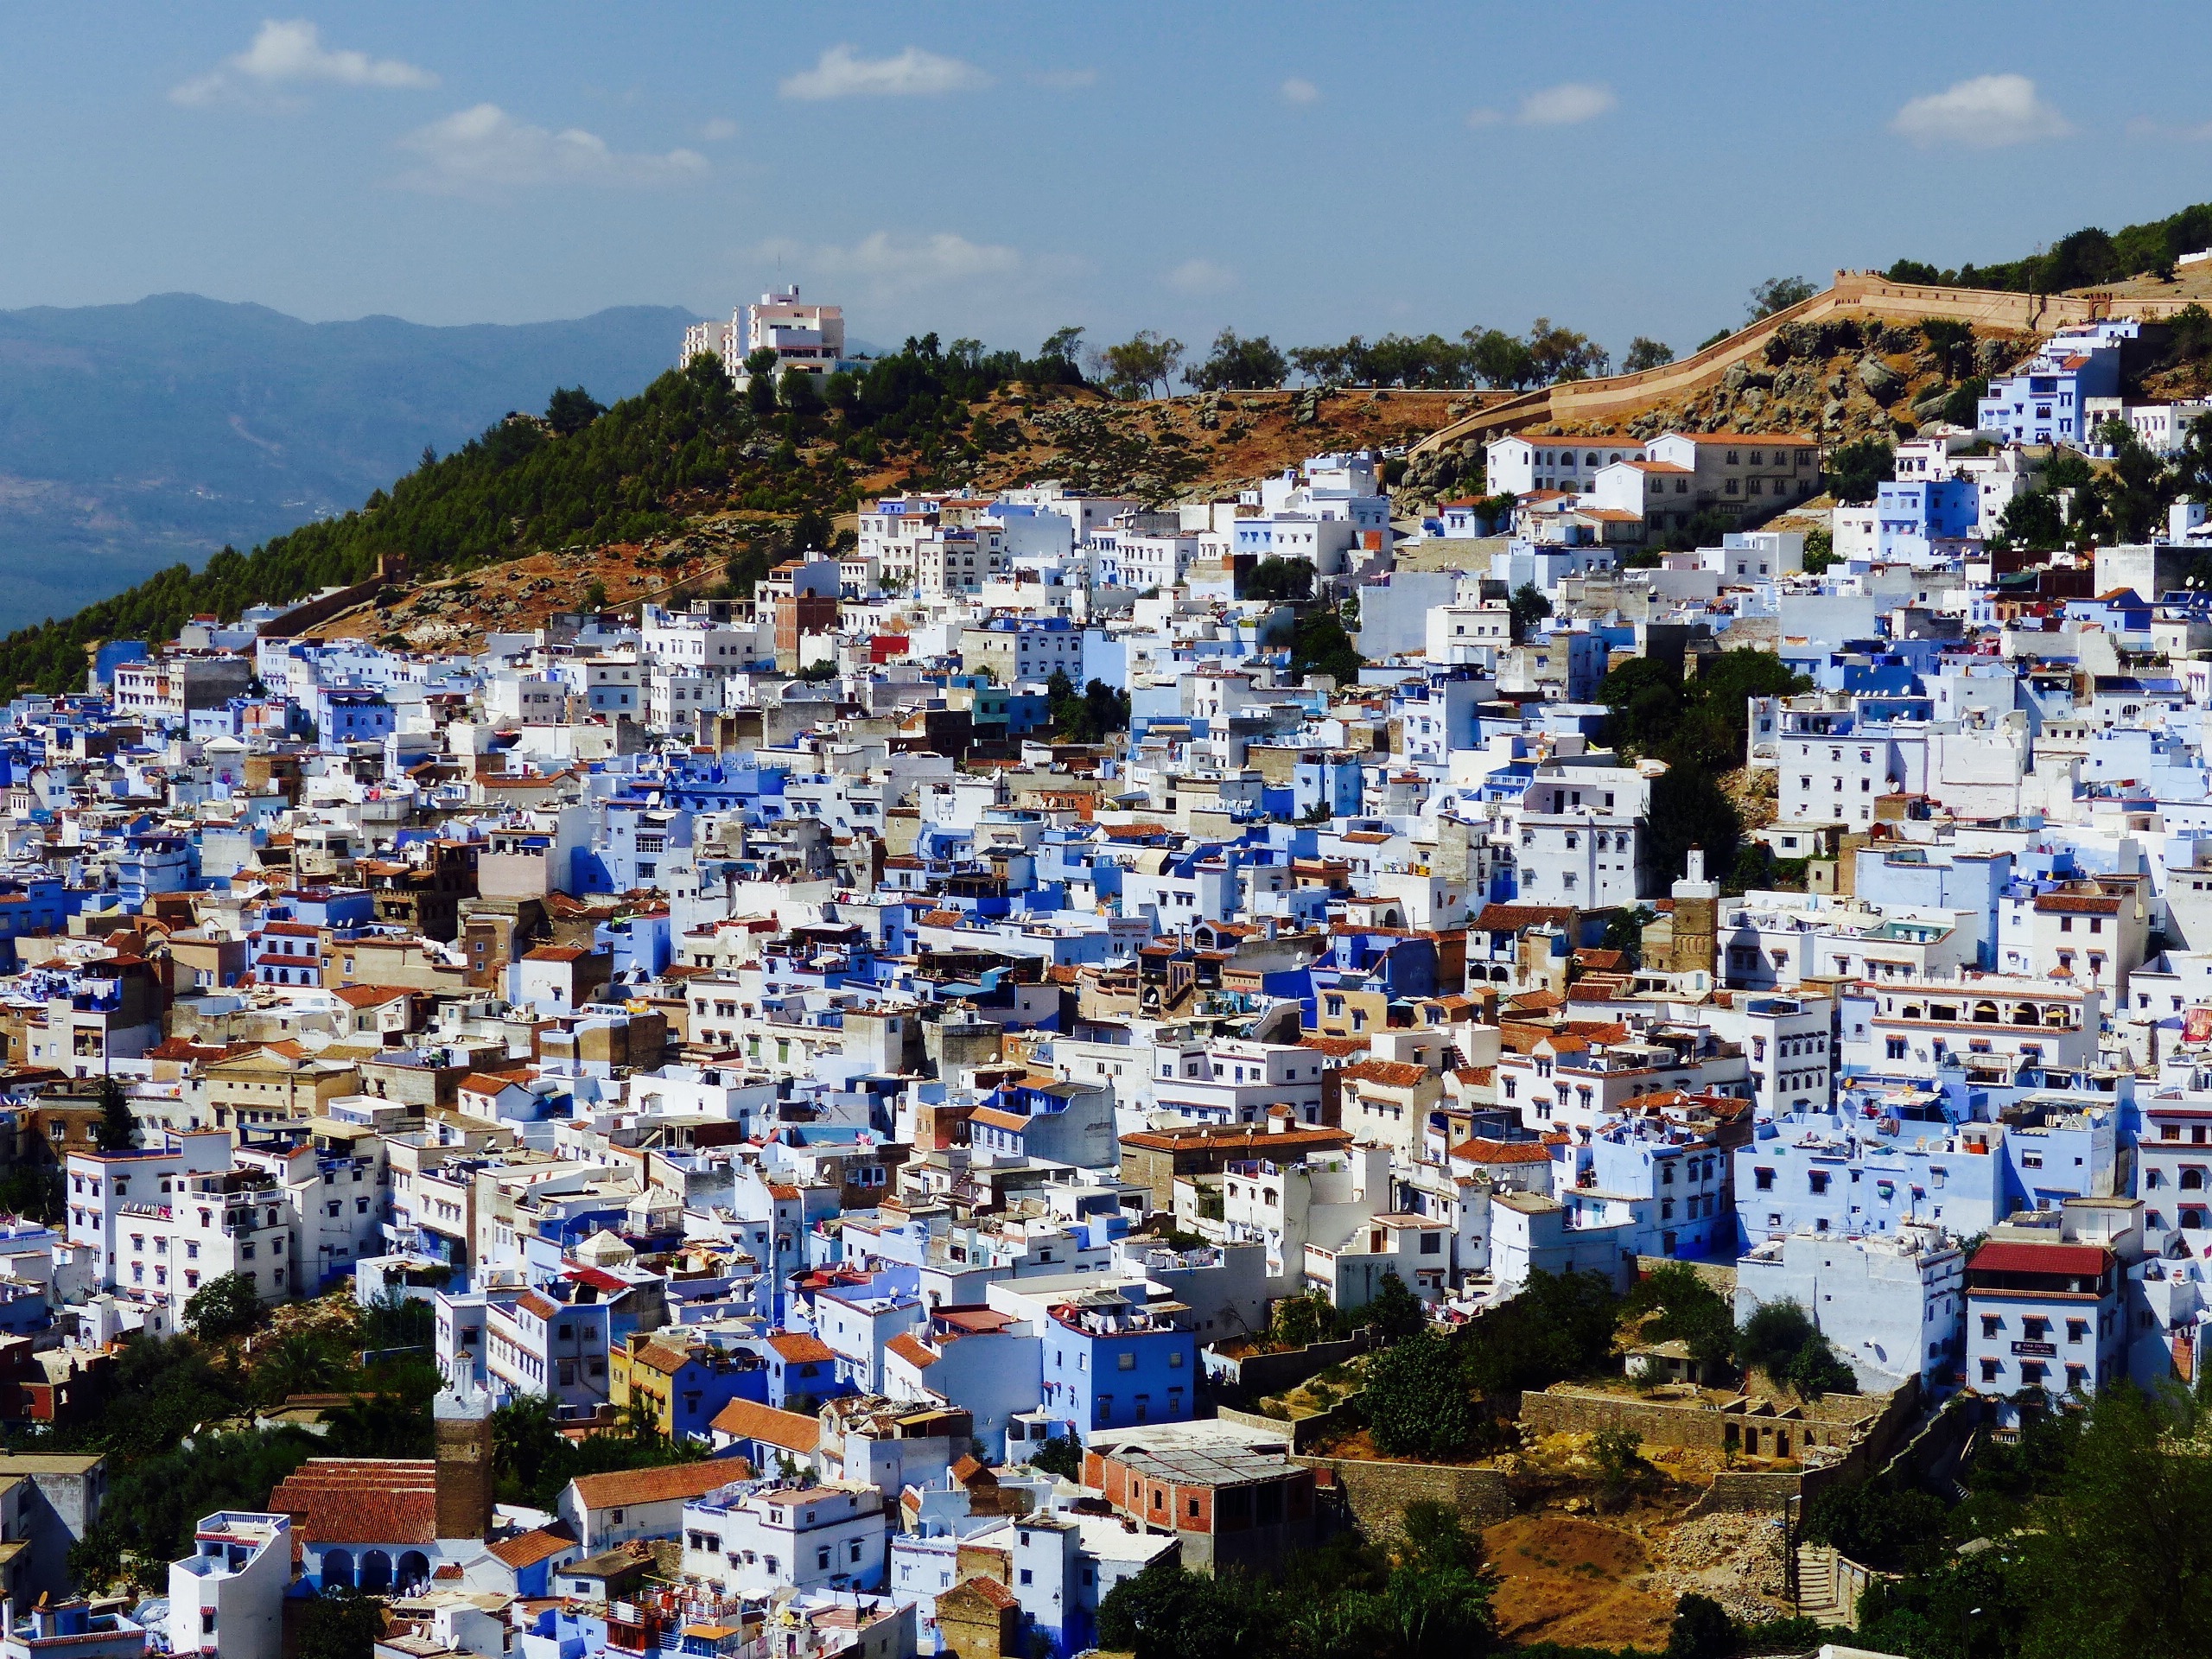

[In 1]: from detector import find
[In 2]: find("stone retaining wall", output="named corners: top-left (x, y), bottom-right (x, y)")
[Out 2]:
top-left (1290, 1455), bottom-right (1516, 1535)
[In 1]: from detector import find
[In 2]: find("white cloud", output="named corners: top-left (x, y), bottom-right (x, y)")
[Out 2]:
top-left (1516, 82), bottom-right (1615, 126)
top-left (2128, 114), bottom-right (2212, 141)
top-left (1166, 258), bottom-right (1236, 295)
top-left (696, 118), bottom-right (741, 142)
top-left (172, 19), bottom-right (435, 106)
top-left (1891, 74), bottom-right (2073, 149)
top-left (779, 45), bottom-right (991, 100)
top-left (753, 231), bottom-right (1078, 307)
top-left (395, 105), bottom-right (707, 194)
top-left (1280, 77), bottom-right (1320, 105)
top-left (1465, 83), bottom-right (1617, 129)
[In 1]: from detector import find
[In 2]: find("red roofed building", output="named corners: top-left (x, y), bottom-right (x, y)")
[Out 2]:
top-left (269, 1459), bottom-right (442, 1592)
top-left (1964, 1230), bottom-right (2123, 1417)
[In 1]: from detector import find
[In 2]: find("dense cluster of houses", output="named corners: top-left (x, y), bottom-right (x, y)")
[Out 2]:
top-left (4, 302), bottom-right (2212, 1658)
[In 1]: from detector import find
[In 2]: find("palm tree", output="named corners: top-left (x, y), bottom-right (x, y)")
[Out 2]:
top-left (255, 1332), bottom-right (347, 1405)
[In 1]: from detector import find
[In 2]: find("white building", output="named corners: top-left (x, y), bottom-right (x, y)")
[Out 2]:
top-left (681, 1481), bottom-right (888, 1598)
top-left (1734, 1225), bottom-right (1964, 1392)
top-left (168, 1512), bottom-right (289, 1659)
top-left (1485, 435), bottom-right (1649, 498)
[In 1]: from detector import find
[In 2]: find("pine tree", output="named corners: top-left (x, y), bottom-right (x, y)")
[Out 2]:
top-left (94, 1076), bottom-right (135, 1154)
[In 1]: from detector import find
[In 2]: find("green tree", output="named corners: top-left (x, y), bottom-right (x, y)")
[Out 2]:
top-left (1465, 327), bottom-right (1536, 389)
top-left (779, 368), bottom-right (821, 416)
top-left (1363, 1328), bottom-right (1480, 1460)
top-left (1363, 1269), bottom-right (1427, 1342)
top-left (1601, 905), bottom-right (1656, 970)
top-left (1747, 275), bottom-right (1816, 321)
top-left (2012, 1386), bottom-right (2212, 1659)
top-left (1628, 1262), bottom-right (1736, 1376)
top-left (1735, 1300), bottom-right (1818, 1376)
top-left (0, 1165), bottom-right (62, 1224)
top-left (1801, 525), bottom-right (1840, 575)
top-left (251, 1331), bottom-right (347, 1407)
top-left (1624, 336), bottom-right (1675, 372)
top-left (1100, 331), bottom-right (1185, 399)
top-left (297, 1586), bottom-right (386, 1659)
top-left (1593, 1426), bottom-right (1644, 1510)
top-left (744, 348), bottom-right (781, 414)
top-left (184, 1271), bottom-right (264, 1341)
top-left (1999, 486), bottom-right (2068, 553)
top-left (1461, 1269), bottom-right (1624, 1397)
top-left (2096, 421), bottom-right (2177, 543)
top-left (1038, 326), bottom-right (1086, 370)
top-left (1597, 654), bottom-right (1686, 753)
top-left (582, 578), bottom-right (608, 612)
top-left (1243, 555), bottom-right (1314, 602)
top-left (492, 1394), bottom-right (562, 1501)
top-left (1667, 1592), bottom-right (1738, 1659)
top-left (95, 1075), bottom-right (137, 1153)
top-left (1272, 1289), bottom-right (1336, 1350)
top-left (1646, 765), bottom-right (1741, 887)
top-left (544, 385), bottom-right (605, 436)
top-left (1526, 316), bottom-right (1608, 382)
top-left (1377, 1559), bottom-right (1497, 1659)
top-left (1097, 1558), bottom-right (1274, 1659)
top-left (1027, 1434), bottom-right (1084, 1480)
top-left (1290, 607), bottom-right (1363, 685)
top-left (1943, 374), bottom-right (1990, 429)
top-left (1508, 582), bottom-right (1552, 643)
top-left (1825, 437), bottom-right (1895, 506)
top-left (1187, 327), bottom-right (1289, 391)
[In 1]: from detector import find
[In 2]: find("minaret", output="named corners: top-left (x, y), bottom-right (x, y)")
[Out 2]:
top-left (434, 1378), bottom-right (496, 1541)
top-left (1669, 847), bottom-right (1719, 979)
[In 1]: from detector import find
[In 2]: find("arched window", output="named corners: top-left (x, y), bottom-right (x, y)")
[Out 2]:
top-left (2012, 1003), bottom-right (2040, 1027)
top-left (1973, 1001), bottom-right (1999, 1025)
top-left (2045, 1006), bottom-right (2070, 1028)
top-left (2182, 1168), bottom-right (2205, 1191)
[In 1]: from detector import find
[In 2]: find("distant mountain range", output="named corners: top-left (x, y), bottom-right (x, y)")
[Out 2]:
top-left (0, 293), bottom-right (700, 633)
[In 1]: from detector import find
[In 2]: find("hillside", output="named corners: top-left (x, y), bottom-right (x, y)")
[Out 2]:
top-left (0, 294), bottom-right (698, 631)
top-left (0, 347), bottom-right (1474, 681)
top-left (1885, 198), bottom-right (2212, 295)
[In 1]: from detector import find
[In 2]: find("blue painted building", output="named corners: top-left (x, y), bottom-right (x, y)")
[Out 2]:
top-left (1038, 1287), bottom-right (1198, 1444)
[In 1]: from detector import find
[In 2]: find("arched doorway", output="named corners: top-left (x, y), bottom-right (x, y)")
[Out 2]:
top-left (321, 1548), bottom-right (353, 1591)
top-left (397, 1550), bottom-right (430, 1591)
top-left (359, 1550), bottom-right (392, 1592)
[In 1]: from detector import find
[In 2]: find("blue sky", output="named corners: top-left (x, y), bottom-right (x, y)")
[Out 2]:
top-left (6, 3), bottom-right (2212, 364)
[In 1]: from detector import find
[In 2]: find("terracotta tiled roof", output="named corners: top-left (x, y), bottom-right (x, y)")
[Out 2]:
top-left (949, 1576), bottom-right (1021, 1611)
top-left (885, 1332), bottom-right (938, 1370)
top-left (767, 1332), bottom-right (836, 1364)
top-left (1475, 904), bottom-right (1576, 932)
top-left (709, 1397), bottom-right (821, 1453)
top-left (486, 1522), bottom-right (577, 1569)
top-left (1342, 1058), bottom-right (1431, 1090)
top-left (1452, 1138), bottom-right (1553, 1165)
top-left (569, 1459), bottom-right (750, 1513)
top-left (269, 1459), bottom-right (438, 1546)
top-left (1969, 1241), bottom-right (2109, 1278)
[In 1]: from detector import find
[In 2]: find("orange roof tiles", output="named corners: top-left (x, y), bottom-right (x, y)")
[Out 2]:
top-left (569, 1460), bottom-right (750, 1512)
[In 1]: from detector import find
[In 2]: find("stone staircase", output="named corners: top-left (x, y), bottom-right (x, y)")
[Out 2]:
top-left (1795, 1542), bottom-right (1846, 1624)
